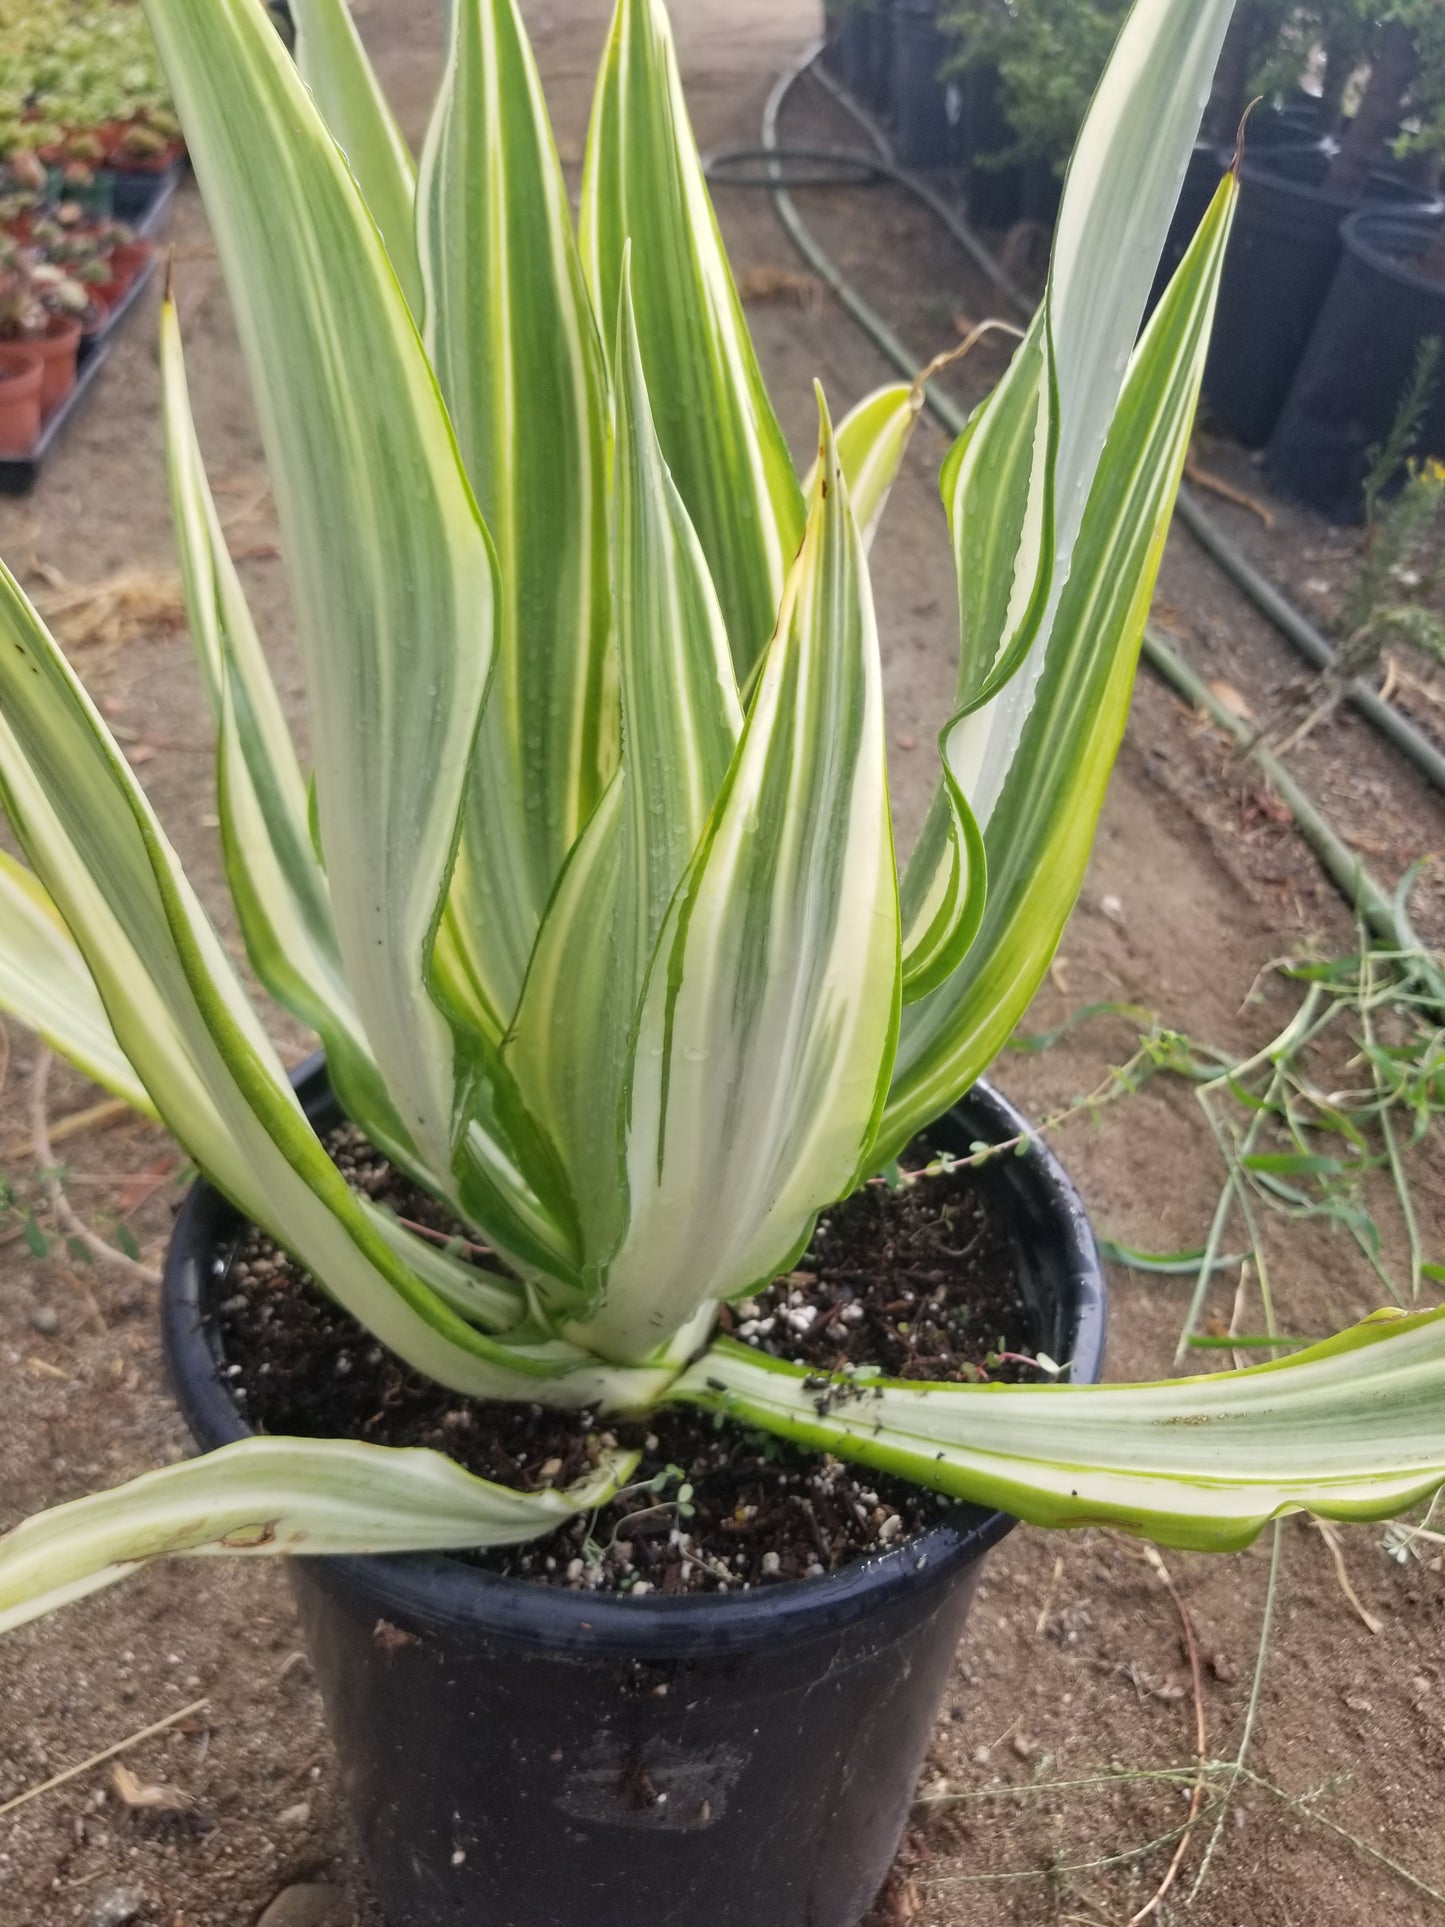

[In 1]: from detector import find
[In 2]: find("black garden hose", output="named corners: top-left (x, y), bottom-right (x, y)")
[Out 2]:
top-left (707, 40), bottom-right (1445, 801)
top-left (1171, 486), bottom-right (1445, 794)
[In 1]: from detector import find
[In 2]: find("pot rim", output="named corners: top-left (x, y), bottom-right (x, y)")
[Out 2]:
top-left (1235, 143), bottom-right (1443, 217)
top-left (163, 1066), bottom-right (1106, 1657)
top-left (1340, 205), bottom-right (1445, 300)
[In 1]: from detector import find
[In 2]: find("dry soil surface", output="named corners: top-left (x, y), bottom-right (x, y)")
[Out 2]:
top-left (2, 3), bottom-right (1444, 1925)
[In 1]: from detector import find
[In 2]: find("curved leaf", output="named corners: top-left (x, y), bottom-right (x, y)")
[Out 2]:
top-left (0, 852), bottom-right (156, 1117)
top-left (801, 381), bottom-right (922, 551)
top-left (142, 0), bottom-right (496, 1180)
top-left (160, 298), bottom-right (426, 1182)
top-left (676, 1310), bottom-right (1445, 1553)
top-left (0, 567), bottom-right (635, 1406)
top-left (0, 1436), bottom-right (637, 1633)
top-left (881, 176), bottom-right (1236, 1155)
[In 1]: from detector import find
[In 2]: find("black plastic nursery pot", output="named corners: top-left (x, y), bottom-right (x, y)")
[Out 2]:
top-left (838, 0), bottom-right (895, 120)
top-left (1265, 209), bottom-right (1445, 522)
top-left (891, 0), bottom-right (962, 170)
top-left (162, 1060), bottom-right (1106, 1927)
top-left (1202, 145), bottom-right (1441, 450)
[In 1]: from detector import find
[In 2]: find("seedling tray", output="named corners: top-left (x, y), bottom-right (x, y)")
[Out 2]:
top-left (0, 169), bottom-right (181, 496)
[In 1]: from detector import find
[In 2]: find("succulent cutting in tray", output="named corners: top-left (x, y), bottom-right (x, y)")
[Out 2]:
top-left (1, 0), bottom-right (1444, 1637)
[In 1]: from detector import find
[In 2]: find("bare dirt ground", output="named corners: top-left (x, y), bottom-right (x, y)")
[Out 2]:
top-left (2, 3), bottom-right (1443, 1924)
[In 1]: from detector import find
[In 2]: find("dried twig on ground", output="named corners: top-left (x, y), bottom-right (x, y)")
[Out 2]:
top-left (31, 564), bottom-right (187, 651)
top-left (0, 1699), bottom-right (209, 1820)
top-left (1183, 458), bottom-right (1275, 527)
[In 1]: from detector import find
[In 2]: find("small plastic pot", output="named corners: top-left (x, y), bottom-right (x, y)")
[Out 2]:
top-left (163, 1061), bottom-right (1106, 1927)
top-left (0, 344), bottom-right (43, 456)
top-left (1202, 145), bottom-right (1441, 448)
top-left (31, 313), bottom-right (83, 415)
top-left (1265, 209), bottom-right (1445, 522)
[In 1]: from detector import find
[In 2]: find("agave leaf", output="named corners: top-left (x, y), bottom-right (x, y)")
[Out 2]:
top-left (0, 567), bottom-right (642, 1406)
top-left (0, 853), bottom-right (156, 1117)
top-left (505, 259), bottom-right (742, 1277)
top-left (0, 700), bottom-right (530, 1335)
top-left (419, 0), bottom-right (615, 1030)
top-left (289, 0), bottom-right (420, 311)
top-left (159, 299), bottom-right (428, 1183)
top-left (142, 0), bottom-right (495, 1180)
top-left (576, 395), bottom-right (900, 1364)
top-left (882, 176), bottom-right (1237, 1154)
top-left (361, 1200), bottom-right (526, 1330)
top-left (675, 1311), bottom-right (1445, 1554)
top-left (802, 382), bottom-right (922, 551)
top-left (581, 0), bottom-right (804, 679)
top-left (0, 1437), bottom-right (637, 1634)
top-left (893, 0), bottom-right (1235, 1033)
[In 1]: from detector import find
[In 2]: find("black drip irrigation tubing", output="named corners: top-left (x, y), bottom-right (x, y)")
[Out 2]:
top-left (1170, 488), bottom-right (1445, 794)
top-left (700, 41), bottom-right (1445, 967)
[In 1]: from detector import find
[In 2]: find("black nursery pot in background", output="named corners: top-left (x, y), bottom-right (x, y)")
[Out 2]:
top-left (162, 1063), bottom-right (1106, 1927)
top-left (891, 0), bottom-right (962, 169)
top-left (1265, 209), bottom-right (1445, 522)
top-left (1145, 144), bottom-right (1229, 321)
top-left (1202, 146), bottom-right (1440, 449)
top-left (840, 0), bottom-right (895, 120)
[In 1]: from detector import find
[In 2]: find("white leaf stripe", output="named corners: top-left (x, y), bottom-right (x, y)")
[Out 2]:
top-left (289, 0), bottom-right (421, 313)
top-left (882, 179), bottom-right (1237, 1154)
top-left (0, 853), bottom-right (157, 1117)
top-left (581, 0), bottom-right (803, 679)
top-left (576, 394), bottom-right (899, 1363)
top-left (143, 0), bottom-right (495, 1180)
top-left (0, 1438), bottom-right (637, 1634)
top-left (419, 0), bottom-right (614, 1034)
top-left (676, 1310), bottom-right (1445, 1553)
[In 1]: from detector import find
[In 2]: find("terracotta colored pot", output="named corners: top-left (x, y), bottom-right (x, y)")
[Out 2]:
top-left (31, 312), bottom-right (82, 414)
top-left (108, 239), bottom-right (151, 289)
top-left (0, 343), bottom-right (44, 455)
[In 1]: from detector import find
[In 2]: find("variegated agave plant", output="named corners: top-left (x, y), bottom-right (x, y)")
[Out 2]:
top-left (1, 0), bottom-right (1444, 1633)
